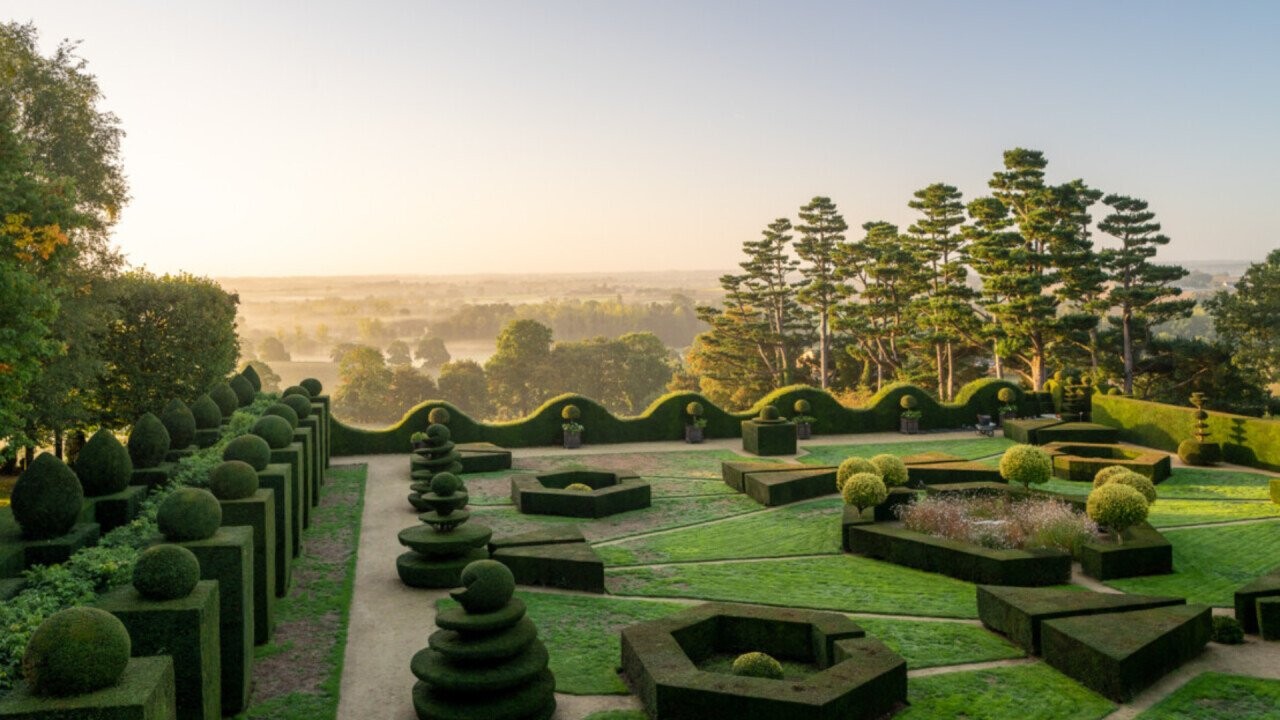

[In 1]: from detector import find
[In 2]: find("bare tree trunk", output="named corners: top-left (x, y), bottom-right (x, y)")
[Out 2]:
top-left (1122, 310), bottom-right (1134, 395)
top-left (945, 341), bottom-right (955, 401)
top-left (819, 311), bottom-right (829, 389)
top-left (993, 339), bottom-right (1003, 379)
top-left (54, 428), bottom-right (64, 460)
top-left (935, 342), bottom-right (944, 399)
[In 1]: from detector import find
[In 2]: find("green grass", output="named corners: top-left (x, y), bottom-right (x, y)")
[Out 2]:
top-left (798, 437), bottom-right (1014, 466)
top-left (1147, 499), bottom-right (1280, 528)
top-left (898, 662), bottom-right (1114, 720)
top-left (1135, 672), bottom-right (1280, 719)
top-left (471, 493), bottom-right (762, 543)
top-left (595, 497), bottom-right (843, 566)
top-left (1041, 468), bottom-right (1279, 502)
top-left (855, 617), bottom-right (1023, 669)
top-left (607, 555), bottom-right (981, 618)
top-left (240, 464), bottom-right (367, 720)
top-left (515, 449), bottom-right (780, 478)
top-left (466, 473), bottom-right (737, 507)
top-left (1106, 520), bottom-right (1280, 606)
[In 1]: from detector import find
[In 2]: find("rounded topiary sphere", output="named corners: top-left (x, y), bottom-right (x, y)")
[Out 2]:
top-left (426, 423), bottom-right (451, 444)
top-left (282, 385), bottom-right (312, 400)
top-left (837, 457), bottom-right (879, 491)
top-left (22, 607), bottom-right (130, 697)
top-left (842, 473), bottom-right (889, 512)
top-left (75, 428), bottom-right (133, 497)
top-left (1092, 465), bottom-right (1133, 488)
top-left (127, 412), bottom-right (171, 469)
top-left (223, 434), bottom-right (272, 471)
top-left (1211, 615), bottom-right (1244, 645)
top-left (262, 402), bottom-right (300, 430)
top-left (228, 373), bottom-right (255, 407)
top-left (430, 472), bottom-right (462, 497)
top-left (793, 398), bottom-right (811, 415)
top-left (281, 393), bottom-right (312, 421)
top-left (999, 445), bottom-right (1052, 488)
top-left (1177, 439), bottom-right (1221, 466)
top-left (758, 405), bottom-right (780, 421)
top-left (209, 460), bottom-right (260, 500)
top-left (157, 487), bottom-right (223, 541)
top-left (900, 394), bottom-right (919, 411)
top-left (685, 401), bottom-right (704, 417)
top-left (564, 483), bottom-right (593, 492)
top-left (870, 454), bottom-right (909, 488)
top-left (160, 399), bottom-right (198, 450)
top-left (1098, 469), bottom-right (1157, 505)
top-left (11, 453), bottom-right (84, 540)
top-left (561, 404), bottom-right (581, 421)
top-left (241, 364), bottom-right (263, 392)
top-left (451, 559), bottom-right (516, 614)
top-left (251, 415), bottom-right (295, 450)
top-left (997, 387), bottom-right (1017, 404)
top-left (191, 394), bottom-right (223, 430)
top-left (1086, 482), bottom-right (1149, 539)
top-left (427, 407), bottom-right (450, 425)
top-left (208, 382), bottom-right (239, 419)
top-left (300, 378), bottom-right (323, 397)
top-left (731, 651), bottom-right (784, 680)
top-left (133, 544), bottom-right (201, 600)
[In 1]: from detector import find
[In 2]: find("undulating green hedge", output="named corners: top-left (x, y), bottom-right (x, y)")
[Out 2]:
top-left (1092, 394), bottom-right (1280, 472)
top-left (332, 378), bottom-right (1028, 455)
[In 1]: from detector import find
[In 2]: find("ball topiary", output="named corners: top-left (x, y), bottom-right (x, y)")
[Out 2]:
top-left (1177, 439), bottom-right (1221, 466)
top-left (900, 394), bottom-right (919, 411)
top-left (223, 434), bottom-right (272, 471)
top-left (282, 385), bottom-right (312, 400)
top-left (262, 402), bottom-right (300, 430)
top-left (450, 559), bottom-right (516, 613)
top-left (208, 381), bottom-right (239, 419)
top-left (74, 428), bottom-right (133, 497)
top-left (1086, 482), bottom-right (1149, 544)
top-left (281, 393), bottom-right (312, 421)
top-left (228, 373), bottom-right (255, 407)
top-left (133, 544), bottom-right (201, 600)
top-left (1095, 469), bottom-right (1157, 504)
top-left (157, 487), bottom-right (223, 542)
top-left (426, 423), bottom-right (451, 444)
top-left (842, 473), bottom-right (889, 514)
top-left (209, 460), bottom-right (260, 500)
top-left (160, 398), bottom-right (197, 450)
top-left (837, 456), bottom-right (880, 491)
top-left (22, 607), bottom-right (131, 697)
top-left (300, 377), bottom-right (323, 397)
top-left (191, 394), bottom-right (223, 430)
top-left (758, 405), bottom-right (780, 421)
top-left (685, 401), bottom-right (704, 417)
top-left (561, 404), bottom-right (581, 421)
top-left (241, 363), bottom-right (263, 392)
top-left (251, 415), bottom-right (295, 450)
top-left (564, 483), bottom-right (593, 492)
top-left (427, 407), bottom-right (450, 425)
top-left (1211, 615), bottom-right (1244, 645)
top-left (430, 472), bottom-right (462, 497)
top-left (870, 454), bottom-right (909, 488)
top-left (11, 453), bottom-right (84, 540)
top-left (999, 445), bottom-right (1052, 489)
top-left (731, 652), bottom-right (784, 680)
top-left (1092, 465), bottom-right (1133, 488)
top-left (997, 387), bottom-right (1017, 404)
top-left (793, 398), bottom-right (811, 415)
top-left (127, 412), bottom-right (171, 469)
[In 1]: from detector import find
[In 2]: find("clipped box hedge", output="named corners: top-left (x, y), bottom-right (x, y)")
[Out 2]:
top-left (1093, 393), bottom-right (1280, 471)
top-left (976, 584), bottom-right (1185, 654)
top-left (1078, 522), bottom-right (1173, 580)
top-left (82, 486), bottom-right (148, 534)
top-left (269, 445), bottom-right (308, 530)
top-left (1234, 572), bottom-right (1280, 634)
top-left (0, 656), bottom-right (176, 720)
top-left (491, 542), bottom-right (605, 593)
top-left (846, 524), bottom-right (1071, 586)
top-left (511, 471), bottom-right (650, 518)
top-left (741, 467), bottom-right (837, 507)
top-left (456, 442), bottom-right (513, 473)
top-left (129, 463), bottom-right (176, 492)
top-left (219, 490), bottom-right (276, 644)
top-left (1259, 598), bottom-right (1280, 641)
top-left (292, 427), bottom-right (320, 506)
top-left (0, 510), bottom-right (100, 573)
top-left (255, 465), bottom-right (294, 593)
top-left (1034, 422), bottom-right (1119, 445)
top-left (1002, 418), bottom-right (1064, 445)
top-left (1043, 442), bottom-right (1172, 483)
top-left (741, 420), bottom-right (796, 456)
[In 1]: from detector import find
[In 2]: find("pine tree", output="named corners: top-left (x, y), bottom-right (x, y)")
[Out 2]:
top-left (837, 222), bottom-right (925, 390)
top-left (906, 182), bottom-right (974, 400)
top-left (795, 196), bottom-right (848, 389)
top-left (964, 196), bottom-right (1021, 379)
top-left (738, 218), bottom-right (811, 385)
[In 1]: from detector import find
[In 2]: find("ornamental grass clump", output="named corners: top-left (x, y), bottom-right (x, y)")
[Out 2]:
top-left (899, 495), bottom-right (1098, 553)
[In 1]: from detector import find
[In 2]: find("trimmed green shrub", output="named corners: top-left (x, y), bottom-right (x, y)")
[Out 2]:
top-left (900, 395), bottom-right (918, 410)
top-left (300, 377), bottom-right (323, 396)
top-left (870, 454), bottom-right (909, 488)
top-left (1096, 469), bottom-right (1157, 504)
top-left (1092, 393), bottom-right (1280, 472)
top-left (21, 606), bottom-right (131, 697)
top-left (450, 559), bottom-right (515, 613)
top-left (157, 487), bottom-right (223, 542)
top-left (209, 460), bottom-right (260, 500)
top-left (997, 387), bottom-right (1017, 404)
top-left (837, 457), bottom-right (880, 491)
top-left (241, 363), bottom-right (262, 392)
top-left (1177, 439), bottom-right (1221, 466)
top-left (1272, 479), bottom-right (1280, 505)
top-left (222, 434), bottom-right (272, 471)
top-left (282, 385), bottom-right (312, 400)
top-left (1092, 465), bottom-right (1133, 488)
top-left (228, 373), bottom-right (255, 407)
top-left (127, 412), bottom-right (171, 469)
top-left (191, 394), bottom-right (223, 430)
top-left (564, 483), bottom-right (593, 492)
top-left (793, 399), bottom-right (811, 415)
top-left (262, 402), bottom-right (300, 429)
top-left (1000, 445), bottom-right (1052, 489)
top-left (430, 472), bottom-right (462, 497)
top-left (160, 398), bottom-right (198, 449)
top-left (562, 404), bottom-right (582, 421)
top-left (731, 651), bottom-right (784, 679)
top-left (75, 428), bottom-right (133, 497)
top-left (251, 415), bottom-right (295, 449)
top-left (1211, 615), bottom-right (1244, 644)
top-left (426, 423), bottom-right (451, 443)
top-left (281, 393), bottom-right (312, 421)
top-left (427, 406), bottom-right (450, 425)
top-left (842, 473), bottom-right (888, 514)
top-left (208, 381), bottom-right (239, 419)
top-left (11, 453), bottom-right (85, 540)
top-left (1086, 483), bottom-right (1149, 543)
top-left (686, 401), bottom-right (704, 417)
top-left (132, 544), bottom-right (201, 600)
top-left (758, 405), bottom-right (780, 421)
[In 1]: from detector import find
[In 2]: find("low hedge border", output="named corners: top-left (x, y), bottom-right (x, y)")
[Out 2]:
top-left (1093, 393), bottom-right (1280, 472)
top-left (1043, 442), bottom-right (1172, 483)
top-left (976, 584), bottom-right (1186, 654)
top-left (845, 524), bottom-right (1072, 586)
top-left (1078, 522), bottom-right (1173, 580)
top-left (511, 471), bottom-right (650, 519)
top-left (741, 467), bottom-right (838, 507)
top-left (1233, 572), bottom-right (1280, 634)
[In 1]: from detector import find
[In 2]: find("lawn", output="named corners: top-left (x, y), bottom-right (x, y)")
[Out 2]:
top-left (898, 662), bottom-right (1115, 720)
top-left (1134, 672), bottom-right (1280, 719)
top-left (798, 437), bottom-right (1014, 466)
top-left (514, 449), bottom-right (781, 479)
top-left (1041, 467), bottom-right (1279, 502)
top-left (854, 617), bottom-right (1023, 669)
top-left (471, 493), bottom-right (762, 543)
top-left (1146, 500), bottom-right (1280, 528)
top-left (463, 472), bottom-right (737, 507)
top-left (1106, 520), bottom-right (1280, 606)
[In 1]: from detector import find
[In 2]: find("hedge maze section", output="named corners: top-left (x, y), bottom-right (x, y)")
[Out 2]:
top-left (0, 656), bottom-right (176, 720)
top-left (976, 585), bottom-right (1186, 654)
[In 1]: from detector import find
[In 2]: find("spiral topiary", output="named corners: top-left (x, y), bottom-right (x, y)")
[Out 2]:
top-left (281, 393), bottom-right (312, 421)
top-left (241, 363), bottom-right (263, 392)
top-left (74, 428), bottom-right (133, 497)
top-left (11, 453), bottom-right (84, 540)
top-left (731, 651), bottom-right (784, 680)
top-left (1086, 482), bottom-right (1149, 544)
top-left (427, 406), bottom-right (450, 425)
top-left (22, 607), bottom-right (131, 697)
top-left (157, 487), bottom-right (223, 541)
top-left (252, 414), bottom-right (295, 450)
top-left (1092, 465), bottom-right (1133, 488)
top-left (223, 434), bottom-right (272, 471)
top-left (561, 404), bottom-right (581, 421)
top-left (133, 544), bottom-right (201, 600)
top-left (282, 385), bottom-right (312, 400)
top-left (208, 381), bottom-right (239, 419)
top-left (870, 454), bottom-right (909, 488)
top-left (564, 483), bottom-right (593, 492)
top-left (300, 377), bottom-right (323, 397)
top-left (127, 412), bottom-right (171, 469)
top-left (1177, 439), bottom-right (1221, 466)
top-left (1096, 469), bottom-right (1157, 504)
top-left (685, 401), bottom-right (704, 417)
top-left (426, 423), bottom-right (451, 443)
top-left (842, 473), bottom-right (889, 514)
top-left (262, 402), bottom-right (300, 429)
top-left (191, 394), bottom-right (223, 430)
top-left (430, 472), bottom-right (462, 497)
top-left (836, 456), bottom-right (880, 491)
top-left (758, 405), bottom-right (780, 421)
top-left (160, 398), bottom-right (198, 449)
top-left (209, 460), bottom-right (260, 500)
top-left (228, 373), bottom-right (255, 407)
top-left (999, 445), bottom-right (1052, 490)
top-left (450, 559), bottom-right (516, 613)
top-left (793, 398), bottom-right (811, 415)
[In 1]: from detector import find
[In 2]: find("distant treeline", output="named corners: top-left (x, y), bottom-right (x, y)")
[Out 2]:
top-left (430, 297), bottom-right (706, 347)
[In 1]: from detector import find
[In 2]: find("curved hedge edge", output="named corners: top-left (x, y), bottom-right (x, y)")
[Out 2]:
top-left (1092, 394), bottom-right (1280, 472)
top-left (330, 378), bottom-right (1027, 456)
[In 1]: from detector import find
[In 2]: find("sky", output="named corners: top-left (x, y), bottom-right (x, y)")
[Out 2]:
top-left (7, 0), bottom-right (1280, 276)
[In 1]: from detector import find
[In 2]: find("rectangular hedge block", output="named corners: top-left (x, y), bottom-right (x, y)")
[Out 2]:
top-left (265, 456), bottom-right (303, 553)
top-left (721, 461), bottom-right (791, 492)
top-left (311, 398), bottom-right (331, 466)
top-left (94, 581), bottom-right (221, 720)
top-left (220, 490), bottom-right (276, 644)
top-left (925, 482), bottom-right (1020, 499)
top-left (1234, 573), bottom-right (1280, 634)
top-left (743, 467), bottom-right (837, 507)
top-left (977, 585), bottom-right (1185, 654)
top-left (492, 543), bottom-right (605, 593)
top-left (84, 485), bottom-right (148, 534)
top-left (489, 525), bottom-right (585, 553)
top-left (163, 446), bottom-right (197, 463)
top-left (906, 462), bottom-right (1003, 486)
top-left (1042, 604), bottom-right (1211, 702)
top-left (300, 418), bottom-right (325, 480)
top-left (293, 427), bottom-right (319, 506)
top-left (270, 445), bottom-right (308, 529)
top-left (1259, 598), bottom-right (1280, 641)
top-left (873, 487), bottom-right (917, 522)
top-left (846, 524), bottom-right (1071, 586)
top-left (900, 451), bottom-right (965, 465)
top-left (0, 657), bottom-right (176, 720)
top-left (0, 516), bottom-right (100, 572)
top-left (1034, 422), bottom-right (1119, 445)
top-left (1003, 418), bottom-right (1063, 445)
top-left (1078, 523), bottom-right (1173, 580)
top-left (129, 462), bottom-right (176, 492)
top-left (256, 465), bottom-right (295, 589)
top-left (741, 420), bottom-right (796, 456)
top-left (457, 442), bottom-right (513, 473)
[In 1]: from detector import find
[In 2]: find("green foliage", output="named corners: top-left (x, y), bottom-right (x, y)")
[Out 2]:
top-left (685, 401), bottom-right (704, 417)
top-left (836, 457), bottom-right (879, 491)
top-left (451, 560), bottom-right (515, 613)
top-left (209, 460), bottom-right (259, 500)
top-left (156, 487), bottom-right (222, 542)
top-left (282, 385), bottom-right (312, 399)
top-left (842, 473), bottom-right (888, 513)
top-left (427, 407), bottom-right (450, 425)
top-left (1177, 439), bottom-right (1221, 467)
top-left (1094, 469), bottom-right (1157, 504)
top-left (131, 544), bottom-right (200, 600)
top-left (485, 319), bottom-right (554, 418)
top-left (1092, 465), bottom-right (1132, 488)
top-left (300, 377), bottom-right (323, 396)
top-left (74, 428), bottom-right (132, 497)
top-left (228, 373), bottom-right (255, 407)
top-left (793, 398), bottom-right (811, 415)
top-left (252, 414), bottom-right (295, 450)
top-left (414, 336), bottom-right (451, 369)
top-left (758, 405), bottom-right (780, 421)
top-left (564, 483), bottom-right (593, 492)
top-left (999, 445), bottom-right (1052, 489)
top-left (208, 381), bottom-right (239, 419)
top-left (437, 359), bottom-right (490, 418)
top-left (126, 412), bottom-right (170, 469)
top-left (1086, 483), bottom-right (1149, 542)
top-left (222, 434), bottom-right (272, 471)
top-left (21, 607), bottom-right (130, 697)
top-left (190, 394), bottom-right (223, 430)
top-left (561, 404), bottom-right (581, 421)
top-left (997, 387), bottom-right (1016, 404)
top-left (1093, 393), bottom-right (1280, 471)
top-left (430, 472), bottom-right (462, 497)
top-left (262, 402), bottom-right (299, 429)
top-left (730, 651), bottom-right (784, 679)
top-left (240, 364), bottom-right (262, 392)
top-left (11, 453), bottom-right (84, 539)
top-left (1206, 248), bottom-right (1280, 389)
top-left (281, 393), bottom-right (312, 421)
top-left (1136, 672), bottom-right (1280, 720)
top-left (870, 454), bottom-right (909, 488)
top-left (1210, 615), bottom-right (1244, 645)
top-left (160, 398), bottom-right (197, 449)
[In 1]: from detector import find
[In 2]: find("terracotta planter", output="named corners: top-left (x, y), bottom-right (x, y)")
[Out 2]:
top-left (563, 430), bottom-right (582, 449)
top-left (796, 422), bottom-right (812, 440)
top-left (900, 417), bottom-right (920, 435)
top-left (685, 425), bottom-right (704, 444)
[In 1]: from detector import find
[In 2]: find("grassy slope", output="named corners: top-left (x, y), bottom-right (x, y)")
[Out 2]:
top-left (798, 437), bottom-right (1014, 466)
top-left (1107, 521), bottom-right (1280, 605)
top-left (1134, 672), bottom-right (1280, 719)
top-left (899, 663), bottom-right (1114, 719)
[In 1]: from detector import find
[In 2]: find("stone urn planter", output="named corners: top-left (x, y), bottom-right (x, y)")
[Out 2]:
top-left (899, 417), bottom-right (920, 434)
top-left (899, 395), bottom-right (921, 435)
top-left (563, 428), bottom-right (582, 449)
top-left (685, 425), bottom-right (704, 444)
top-left (561, 404), bottom-right (583, 449)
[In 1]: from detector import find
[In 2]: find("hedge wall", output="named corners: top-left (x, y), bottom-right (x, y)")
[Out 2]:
top-left (331, 378), bottom-right (1028, 455)
top-left (1092, 394), bottom-right (1280, 472)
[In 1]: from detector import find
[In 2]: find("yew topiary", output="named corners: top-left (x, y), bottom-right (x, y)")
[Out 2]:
top-left (161, 399), bottom-right (197, 450)
top-left (241, 363), bottom-right (263, 392)
top-left (1177, 439), bottom-right (1221, 466)
top-left (252, 415), bottom-right (295, 449)
top-left (127, 412), bottom-right (171, 469)
top-left (75, 428), bottom-right (133, 497)
top-left (1211, 615), bottom-right (1244, 645)
top-left (870, 454), bottom-right (909, 488)
top-left (208, 381), bottom-right (239, 419)
top-left (1087, 482), bottom-right (1149, 544)
top-left (22, 607), bottom-right (131, 697)
top-left (209, 460), bottom-right (260, 500)
top-left (1092, 465), bottom-right (1133, 488)
top-left (300, 377), bottom-right (323, 396)
top-left (263, 402), bottom-right (300, 429)
top-left (561, 404), bottom-right (581, 421)
top-left (842, 473), bottom-right (888, 514)
top-left (228, 373), bottom-right (255, 407)
top-left (793, 399), bottom-right (811, 415)
top-left (281, 393), bottom-right (312, 421)
top-left (282, 385), bottom-right (312, 400)
top-left (900, 394), bottom-right (919, 411)
top-left (426, 423), bottom-right (451, 443)
top-left (430, 472), bottom-right (463, 497)
top-left (997, 387), bottom-right (1017, 405)
top-left (11, 453), bottom-right (84, 540)
top-left (731, 651), bottom-right (784, 680)
top-left (1095, 468), bottom-right (1157, 504)
top-left (450, 559), bottom-right (516, 613)
top-left (428, 407), bottom-right (450, 425)
top-left (157, 487), bottom-right (223, 541)
top-left (999, 445), bottom-right (1052, 490)
top-left (686, 401), bottom-right (704, 417)
top-left (223, 434), bottom-right (272, 471)
top-left (564, 483), bottom-right (593, 492)
top-left (836, 456), bottom-right (879, 491)
top-left (133, 544), bottom-right (201, 600)
top-left (191, 394), bottom-right (223, 430)
top-left (758, 405), bottom-right (780, 421)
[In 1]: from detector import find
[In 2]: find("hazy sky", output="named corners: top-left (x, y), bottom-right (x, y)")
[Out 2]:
top-left (9, 1), bottom-right (1279, 276)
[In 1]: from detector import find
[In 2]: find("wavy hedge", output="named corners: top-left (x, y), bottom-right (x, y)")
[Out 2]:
top-left (331, 378), bottom-right (1030, 455)
top-left (1092, 394), bottom-right (1280, 472)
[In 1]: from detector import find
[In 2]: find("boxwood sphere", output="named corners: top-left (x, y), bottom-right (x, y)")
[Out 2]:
top-left (999, 445), bottom-right (1052, 488)
top-left (758, 405), bottom-right (780, 421)
top-left (263, 402), bottom-right (300, 429)
top-left (300, 377), bottom-right (323, 396)
top-left (127, 412), bottom-right (171, 469)
top-left (241, 363), bottom-right (263, 392)
top-left (191, 394), bottom-right (223, 430)
top-left (997, 387), bottom-right (1017, 404)
top-left (223, 434), bottom-right (272, 471)
top-left (685, 401), bottom-right (704, 417)
top-left (564, 483), bottom-right (593, 492)
top-left (1097, 469), bottom-right (1157, 504)
top-left (837, 457), bottom-right (879, 491)
top-left (75, 428), bottom-right (133, 497)
top-left (209, 460), bottom-right (260, 500)
top-left (900, 394), bottom-right (919, 410)
top-left (160, 398), bottom-right (197, 449)
top-left (870, 454), bottom-right (909, 488)
top-left (208, 381), bottom-right (239, 419)
top-left (228, 373), bottom-right (256, 407)
top-left (11, 453), bottom-right (84, 540)
top-left (842, 473), bottom-right (889, 511)
top-left (793, 398), bottom-right (811, 415)
top-left (426, 423), bottom-right (451, 443)
top-left (22, 607), bottom-right (131, 697)
top-left (252, 415), bottom-right (295, 450)
top-left (427, 406), bottom-right (451, 425)
top-left (133, 544), bottom-right (201, 600)
top-left (281, 393), bottom-right (312, 421)
top-left (282, 385), bottom-right (312, 400)
top-left (1086, 482), bottom-right (1149, 536)
top-left (561, 404), bottom-right (581, 421)
top-left (430, 472), bottom-right (462, 497)
top-left (451, 560), bottom-right (515, 613)
top-left (157, 487), bottom-right (223, 541)
top-left (1092, 465), bottom-right (1133, 488)
top-left (732, 652), bottom-right (784, 680)
top-left (1177, 439), bottom-right (1221, 466)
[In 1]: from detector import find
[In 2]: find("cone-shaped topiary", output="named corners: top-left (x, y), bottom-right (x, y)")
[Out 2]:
top-left (731, 651), bottom-right (784, 679)
top-left (842, 473), bottom-right (888, 514)
top-left (428, 407), bottom-right (450, 425)
top-left (262, 402), bottom-right (300, 429)
top-left (300, 377), bottom-right (323, 397)
top-left (133, 544), bottom-right (201, 600)
top-left (282, 385), bottom-right (312, 400)
top-left (1087, 482), bottom-right (1149, 544)
top-left (252, 415), bottom-right (295, 449)
top-left (1095, 468), bottom-right (1157, 504)
top-left (228, 373), bottom-right (255, 407)
top-left (870, 454), bottom-right (909, 488)
top-left (191, 394), bottom-right (223, 430)
top-left (430, 472), bottom-right (462, 497)
top-left (223, 434), bottom-right (272, 471)
top-left (209, 460), bottom-right (260, 500)
top-left (281, 393), bottom-right (312, 420)
top-left (22, 607), bottom-right (131, 697)
top-left (999, 445), bottom-right (1052, 490)
top-left (208, 381), bottom-right (239, 419)
top-left (450, 559), bottom-right (516, 613)
top-left (241, 363), bottom-right (262, 392)
top-left (564, 483), bottom-right (593, 492)
top-left (127, 412), bottom-right (171, 469)
top-left (11, 453), bottom-right (84, 539)
top-left (758, 405), bottom-right (780, 421)
top-left (685, 401), bottom-right (704, 417)
top-left (75, 428), bottom-right (133, 497)
top-left (157, 487), bottom-right (223, 541)
top-left (837, 456), bottom-right (880, 491)
top-left (561, 404), bottom-right (581, 421)
top-left (1092, 465), bottom-right (1133, 488)
top-left (160, 398), bottom-right (197, 449)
